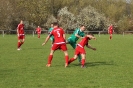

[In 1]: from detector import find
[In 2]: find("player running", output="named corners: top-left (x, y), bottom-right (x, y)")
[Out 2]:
top-left (42, 22), bottom-right (69, 67)
top-left (66, 25), bottom-right (85, 62)
top-left (17, 20), bottom-right (25, 50)
top-left (108, 24), bottom-right (114, 40)
top-left (36, 26), bottom-right (41, 38)
top-left (68, 34), bottom-right (96, 68)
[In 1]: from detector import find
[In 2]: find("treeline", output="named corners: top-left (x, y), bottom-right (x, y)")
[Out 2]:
top-left (0, 0), bottom-right (133, 33)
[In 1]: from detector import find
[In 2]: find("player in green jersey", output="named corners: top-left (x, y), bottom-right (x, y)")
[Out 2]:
top-left (48, 23), bottom-right (54, 44)
top-left (66, 25), bottom-right (86, 62)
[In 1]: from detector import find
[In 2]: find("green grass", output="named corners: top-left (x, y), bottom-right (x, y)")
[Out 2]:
top-left (0, 34), bottom-right (133, 88)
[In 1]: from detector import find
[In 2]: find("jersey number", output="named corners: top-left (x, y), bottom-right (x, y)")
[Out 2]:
top-left (57, 31), bottom-right (60, 37)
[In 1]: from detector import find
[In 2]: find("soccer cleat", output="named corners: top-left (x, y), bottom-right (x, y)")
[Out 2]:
top-left (65, 63), bottom-right (68, 68)
top-left (81, 65), bottom-right (86, 68)
top-left (46, 64), bottom-right (51, 67)
top-left (17, 48), bottom-right (21, 50)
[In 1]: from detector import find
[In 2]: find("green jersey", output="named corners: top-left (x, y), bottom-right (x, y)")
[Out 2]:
top-left (68, 28), bottom-right (85, 42)
top-left (48, 27), bottom-right (53, 33)
top-left (48, 27), bottom-right (54, 41)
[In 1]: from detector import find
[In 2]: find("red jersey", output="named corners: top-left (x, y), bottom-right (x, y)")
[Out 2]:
top-left (108, 25), bottom-right (113, 33)
top-left (17, 24), bottom-right (24, 35)
top-left (50, 27), bottom-right (65, 44)
top-left (36, 27), bottom-right (41, 34)
top-left (77, 36), bottom-right (90, 48)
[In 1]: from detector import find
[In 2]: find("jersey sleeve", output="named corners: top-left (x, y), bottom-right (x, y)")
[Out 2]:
top-left (49, 29), bottom-right (53, 37)
top-left (61, 28), bottom-right (65, 34)
top-left (75, 28), bottom-right (79, 34)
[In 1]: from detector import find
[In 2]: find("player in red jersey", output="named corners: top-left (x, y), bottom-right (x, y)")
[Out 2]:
top-left (36, 26), bottom-right (41, 38)
top-left (68, 34), bottom-right (96, 68)
top-left (108, 24), bottom-right (114, 40)
top-left (17, 20), bottom-right (25, 50)
top-left (42, 22), bottom-right (69, 67)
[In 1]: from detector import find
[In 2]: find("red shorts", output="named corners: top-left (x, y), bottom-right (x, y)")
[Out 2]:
top-left (75, 46), bottom-right (86, 55)
top-left (18, 35), bottom-right (25, 40)
top-left (109, 32), bottom-right (113, 34)
top-left (37, 32), bottom-right (41, 34)
top-left (51, 43), bottom-right (67, 51)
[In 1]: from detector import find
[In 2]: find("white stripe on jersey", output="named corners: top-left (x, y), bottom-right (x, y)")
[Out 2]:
top-left (54, 42), bottom-right (65, 44)
top-left (77, 44), bottom-right (83, 48)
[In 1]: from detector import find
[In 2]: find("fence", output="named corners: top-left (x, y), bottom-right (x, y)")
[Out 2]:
top-left (0, 30), bottom-right (133, 37)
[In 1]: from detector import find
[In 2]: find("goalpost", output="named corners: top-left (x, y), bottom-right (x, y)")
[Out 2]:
top-left (123, 31), bottom-right (133, 36)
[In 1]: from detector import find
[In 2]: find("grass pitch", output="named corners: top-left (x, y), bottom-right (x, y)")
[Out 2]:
top-left (0, 34), bottom-right (133, 88)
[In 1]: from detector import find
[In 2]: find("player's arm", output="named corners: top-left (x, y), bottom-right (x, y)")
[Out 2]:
top-left (75, 34), bottom-right (82, 38)
top-left (17, 27), bottom-right (19, 36)
top-left (35, 28), bottom-right (37, 33)
top-left (42, 34), bottom-right (51, 46)
top-left (87, 35), bottom-right (96, 40)
top-left (86, 44), bottom-right (96, 50)
top-left (75, 30), bottom-right (83, 38)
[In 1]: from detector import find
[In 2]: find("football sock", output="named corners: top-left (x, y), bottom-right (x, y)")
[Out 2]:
top-left (110, 36), bottom-right (112, 39)
top-left (20, 42), bottom-right (24, 47)
top-left (48, 55), bottom-right (53, 64)
top-left (81, 59), bottom-right (85, 66)
top-left (38, 35), bottom-right (40, 38)
top-left (68, 58), bottom-right (76, 64)
top-left (18, 42), bottom-right (21, 48)
top-left (65, 56), bottom-right (69, 64)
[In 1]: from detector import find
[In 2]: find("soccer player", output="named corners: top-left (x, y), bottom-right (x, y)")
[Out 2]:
top-left (42, 22), bottom-right (69, 67)
top-left (48, 23), bottom-right (54, 44)
top-left (17, 20), bottom-right (25, 50)
top-left (66, 25), bottom-right (85, 62)
top-left (68, 34), bottom-right (96, 68)
top-left (36, 26), bottom-right (41, 38)
top-left (108, 24), bottom-right (114, 40)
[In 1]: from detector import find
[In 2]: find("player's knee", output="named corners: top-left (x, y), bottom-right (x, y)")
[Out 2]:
top-left (73, 55), bottom-right (77, 59)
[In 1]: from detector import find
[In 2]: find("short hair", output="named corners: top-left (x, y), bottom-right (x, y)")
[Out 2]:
top-left (80, 24), bottom-right (85, 27)
top-left (88, 33), bottom-right (94, 36)
top-left (53, 22), bottom-right (58, 26)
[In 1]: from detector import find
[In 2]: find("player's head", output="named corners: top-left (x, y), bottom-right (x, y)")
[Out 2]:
top-left (80, 25), bottom-right (86, 31)
top-left (20, 20), bottom-right (23, 24)
top-left (53, 22), bottom-right (59, 28)
top-left (51, 23), bottom-right (54, 28)
top-left (87, 33), bottom-right (95, 40)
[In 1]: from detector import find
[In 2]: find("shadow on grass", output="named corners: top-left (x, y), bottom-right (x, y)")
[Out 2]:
top-left (86, 61), bottom-right (115, 67)
top-left (26, 48), bottom-right (44, 50)
top-left (71, 61), bottom-right (115, 67)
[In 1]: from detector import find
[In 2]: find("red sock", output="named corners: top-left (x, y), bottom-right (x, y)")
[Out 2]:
top-left (38, 34), bottom-right (40, 38)
top-left (110, 36), bottom-right (112, 39)
top-left (19, 42), bottom-right (24, 47)
top-left (68, 58), bottom-right (76, 64)
top-left (48, 55), bottom-right (53, 64)
top-left (81, 59), bottom-right (85, 66)
top-left (65, 56), bottom-right (69, 64)
top-left (18, 42), bottom-right (21, 48)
